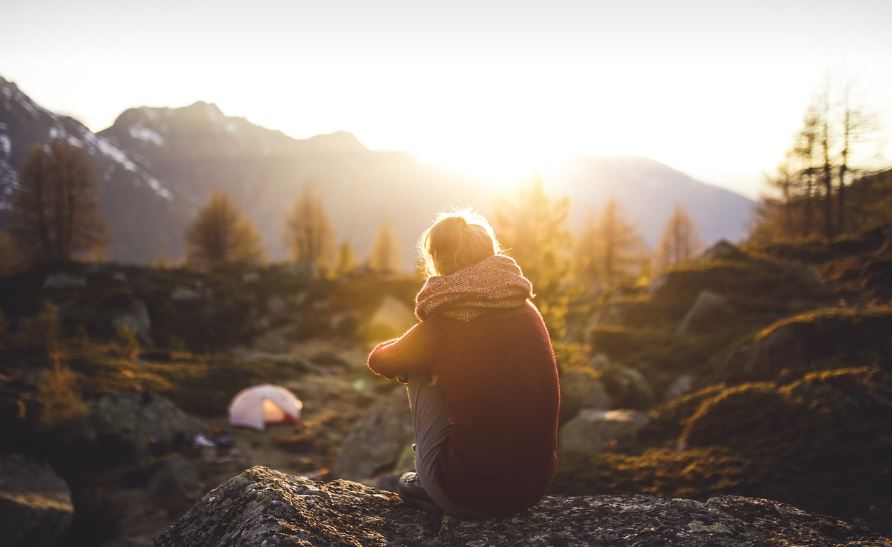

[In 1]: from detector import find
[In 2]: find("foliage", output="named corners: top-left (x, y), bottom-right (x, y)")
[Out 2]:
top-left (284, 184), bottom-right (336, 274)
top-left (752, 78), bottom-right (880, 243)
top-left (8, 139), bottom-right (108, 263)
top-left (185, 191), bottom-right (265, 268)
top-left (34, 351), bottom-right (88, 431)
top-left (335, 241), bottom-right (357, 276)
top-left (367, 221), bottom-right (402, 273)
top-left (576, 199), bottom-right (645, 289)
top-left (493, 176), bottom-right (573, 338)
top-left (0, 231), bottom-right (25, 277)
top-left (655, 204), bottom-right (701, 272)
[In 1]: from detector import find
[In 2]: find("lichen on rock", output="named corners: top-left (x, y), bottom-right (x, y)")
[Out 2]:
top-left (153, 466), bottom-right (888, 546)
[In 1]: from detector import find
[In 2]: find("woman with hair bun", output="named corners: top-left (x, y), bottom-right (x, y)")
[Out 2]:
top-left (367, 209), bottom-right (560, 518)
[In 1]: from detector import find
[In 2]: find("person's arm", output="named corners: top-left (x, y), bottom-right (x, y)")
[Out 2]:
top-left (367, 322), bottom-right (434, 380)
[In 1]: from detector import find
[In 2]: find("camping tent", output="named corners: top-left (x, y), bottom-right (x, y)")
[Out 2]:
top-left (228, 384), bottom-right (303, 431)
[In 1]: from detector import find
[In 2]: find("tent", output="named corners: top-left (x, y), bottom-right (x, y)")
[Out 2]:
top-left (228, 384), bottom-right (303, 431)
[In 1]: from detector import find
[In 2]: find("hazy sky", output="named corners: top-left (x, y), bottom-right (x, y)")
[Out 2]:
top-left (2, 0), bottom-right (891, 197)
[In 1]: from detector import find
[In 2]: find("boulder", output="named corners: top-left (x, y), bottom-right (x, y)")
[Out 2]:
top-left (593, 359), bottom-right (654, 409)
top-left (153, 466), bottom-right (887, 546)
top-left (78, 392), bottom-right (208, 467)
top-left (109, 296), bottom-right (153, 345)
top-left (559, 370), bottom-right (611, 423)
top-left (171, 286), bottom-right (202, 302)
top-left (367, 296), bottom-right (415, 339)
top-left (700, 240), bottom-right (748, 262)
top-left (333, 388), bottom-right (414, 481)
top-left (148, 455), bottom-right (204, 516)
top-left (676, 290), bottom-right (734, 335)
top-left (559, 409), bottom-right (650, 453)
top-left (723, 307), bottom-right (892, 383)
top-left (42, 273), bottom-right (86, 289)
top-left (663, 374), bottom-right (695, 401)
top-left (0, 454), bottom-right (73, 547)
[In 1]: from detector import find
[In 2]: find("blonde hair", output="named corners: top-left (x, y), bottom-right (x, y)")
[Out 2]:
top-left (418, 209), bottom-right (501, 277)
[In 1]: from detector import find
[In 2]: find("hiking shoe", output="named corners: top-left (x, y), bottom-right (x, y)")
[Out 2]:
top-left (398, 472), bottom-right (442, 514)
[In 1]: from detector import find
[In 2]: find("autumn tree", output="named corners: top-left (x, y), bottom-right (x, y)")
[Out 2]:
top-left (493, 175), bottom-right (572, 337)
top-left (9, 139), bottom-right (108, 263)
top-left (656, 205), bottom-right (701, 271)
top-left (185, 191), bottom-right (265, 268)
top-left (336, 241), bottom-right (357, 275)
top-left (753, 75), bottom-right (877, 241)
top-left (284, 184), bottom-right (335, 274)
top-left (368, 221), bottom-right (402, 273)
top-left (0, 231), bottom-right (24, 277)
top-left (576, 199), bottom-right (644, 289)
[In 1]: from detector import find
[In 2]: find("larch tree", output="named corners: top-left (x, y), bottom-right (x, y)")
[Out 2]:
top-left (656, 205), bottom-right (701, 271)
top-left (492, 175), bottom-right (572, 337)
top-left (283, 184), bottom-right (335, 274)
top-left (368, 221), bottom-right (402, 273)
top-left (577, 198), bottom-right (644, 288)
top-left (0, 231), bottom-right (24, 277)
top-left (9, 140), bottom-right (108, 263)
top-left (185, 191), bottom-right (265, 268)
top-left (335, 240), bottom-right (357, 275)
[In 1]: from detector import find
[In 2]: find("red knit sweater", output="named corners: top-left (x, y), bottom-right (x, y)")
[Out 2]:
top-left (367, 301), bottom-right (560, 516)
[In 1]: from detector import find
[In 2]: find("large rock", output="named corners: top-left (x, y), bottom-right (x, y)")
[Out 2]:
top-left (0, 454), bottom-right (73, 547)
top-left (333, 388), bottom-right (414, 480)
top-left (593, 358), bottom-right (654, 409)
top-left (723, 307), bottom-right (892, 383)
top-left (367, 296), bottom-right (415, 339)
top-left (108, 295), bottom-right (153, 345)
top-left (558, 370), bottom-right (611, 423)
top-left (153, 466), bottom-right (888, 546)
top-left (700, 240), bottom-right (748, 262)
top-left (676, 290), bottom-right (734, 335)
top-left (559, 409), bottom-right (650, 454)
top-left (77, 391), bottom-right (208, 467)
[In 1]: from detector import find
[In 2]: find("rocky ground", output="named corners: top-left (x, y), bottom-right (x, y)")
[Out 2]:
top-left (155, 466), bottom-right (891, 546)
top-left (2, 227), bottom-right (892, 545)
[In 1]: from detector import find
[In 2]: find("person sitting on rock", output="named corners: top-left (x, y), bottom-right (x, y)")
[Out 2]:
top-left (367, 210), bottom-right (560, 518)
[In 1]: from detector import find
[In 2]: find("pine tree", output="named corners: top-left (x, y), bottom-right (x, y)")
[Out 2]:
top-left (656, 205), bottom-right (701, 271)
top-left (284, 184), bottom-right (335, 274)
top-left (185, 191), bottom-right (265, 268)
top-left (9, 140), bottom-right (108, 263)
top-left (368, 221), bottom-right (402, 273)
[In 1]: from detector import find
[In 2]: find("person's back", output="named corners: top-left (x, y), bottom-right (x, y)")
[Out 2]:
top-left (367, 209), bottom-right (560, 518)
top-left (430, 301), bottom-right (558, 515)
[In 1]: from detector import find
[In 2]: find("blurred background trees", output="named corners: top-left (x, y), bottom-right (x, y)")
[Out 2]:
top-left (752, 76), bottom-right (880, 243)
top-left (494, 176), bottom-right (572, 337)
top-left (576, 198), bottom-right (645, 291)
top-left (284, 184), bottom-right (335, 275)
top-left (368, 221), bottom-right (402, 273)
top-left (186, 191), bottom-right (265, 268)
top-left (8, 139), bottom-right (108, 263)
top-left (656, 205), bottom-right (701, 272)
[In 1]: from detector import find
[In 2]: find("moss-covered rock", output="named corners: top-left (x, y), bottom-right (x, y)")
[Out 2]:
top-left (723, 307), bottom-right (892, 383)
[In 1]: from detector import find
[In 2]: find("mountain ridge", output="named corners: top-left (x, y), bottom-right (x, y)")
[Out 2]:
top-left (1, 75), bottom-right (754, 264)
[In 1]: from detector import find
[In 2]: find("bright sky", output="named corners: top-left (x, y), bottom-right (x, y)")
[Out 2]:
top-left (2, 0), bottom-right (891, 197)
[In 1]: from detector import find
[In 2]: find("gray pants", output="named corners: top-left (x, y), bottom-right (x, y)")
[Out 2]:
top-left (407, 372), bottom-right (484, 518)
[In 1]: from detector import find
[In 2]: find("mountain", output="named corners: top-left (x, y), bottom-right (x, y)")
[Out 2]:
top-left (0, 75), bottom-right (754, 265)
top-left (553, 156), bottom-right (754, 245)
top-left (0, 77), bottom-right (188, 261)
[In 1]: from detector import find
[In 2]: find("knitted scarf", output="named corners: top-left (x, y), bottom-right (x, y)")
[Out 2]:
top-left (415, 254), bottom-right (534, 322)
